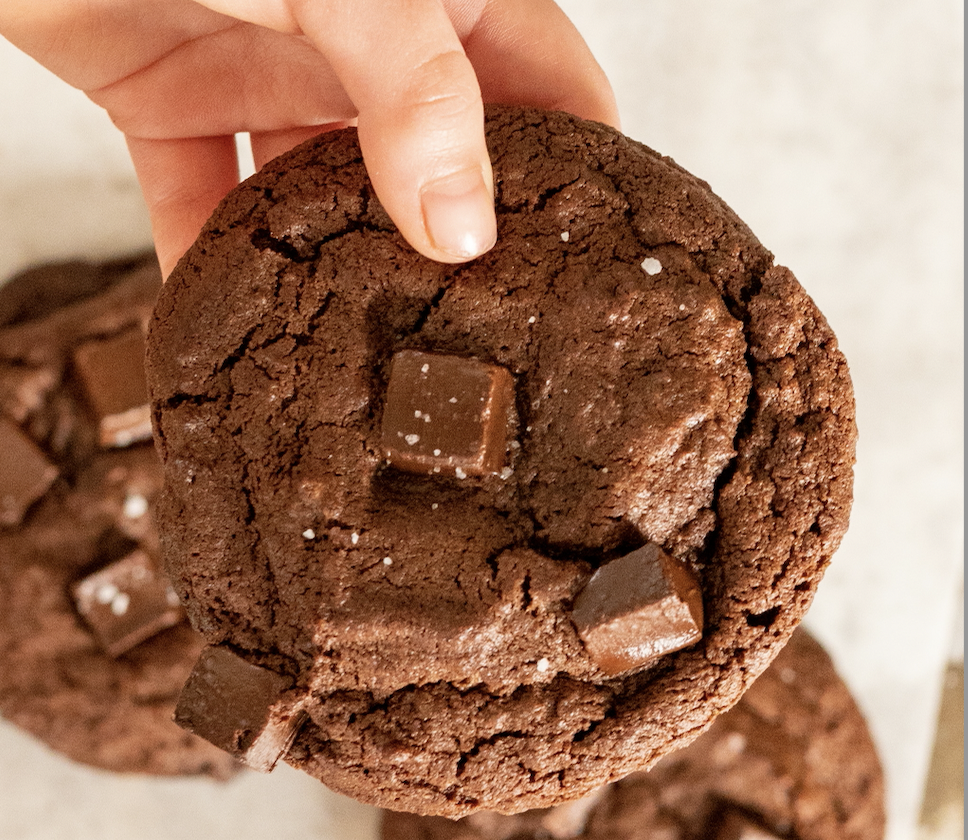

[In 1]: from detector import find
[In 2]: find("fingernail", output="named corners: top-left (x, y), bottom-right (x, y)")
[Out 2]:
top-left (420, 168), bottom-right (497, 260)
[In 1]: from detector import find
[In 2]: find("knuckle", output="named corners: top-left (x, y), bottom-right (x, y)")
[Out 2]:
top-left (396, 48), bottom-right (480, 120)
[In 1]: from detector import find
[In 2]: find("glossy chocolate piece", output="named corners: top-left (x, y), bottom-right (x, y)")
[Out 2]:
top-left (713, 809), bottom-right (783, 840)
top-left (0, 417), bottom-right (58, 526)
top-left (381, 350), bottom-right (514, 477)
top-left (73, 327), bottom-right (152, 447)
top-left (174, 645), bottom-right (306, 772)
top-left (72, 548), bottom-right (184, 657)
top-left (570, 543), bottom-right (703, 675)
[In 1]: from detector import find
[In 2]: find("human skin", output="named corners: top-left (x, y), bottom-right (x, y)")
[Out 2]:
top-left (0, 0), bottom-right (618, 276)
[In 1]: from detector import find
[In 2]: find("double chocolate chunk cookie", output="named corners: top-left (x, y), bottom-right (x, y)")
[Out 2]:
top-left (0, 255), bottom-right (237, 778)
top-left (381, 630), bottom-right (886, 840)
top-left (148, 107), bottom-right (856, 813)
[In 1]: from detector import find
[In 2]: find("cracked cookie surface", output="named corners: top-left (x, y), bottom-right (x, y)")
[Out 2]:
top-left (381, 630), bottom-right (886, 840)
top-left (147, 107), bottom-right (856, 815)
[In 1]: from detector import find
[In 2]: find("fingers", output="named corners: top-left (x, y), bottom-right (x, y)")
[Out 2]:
top-left (292, 0), bottom-right (497, 263)
top-left (125, 134), bottom-right (239, 278)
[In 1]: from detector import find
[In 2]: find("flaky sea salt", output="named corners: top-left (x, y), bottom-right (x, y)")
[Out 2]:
top-left (96, 583), bottom-right (119, 605)
top-left (122, 493), bottom-right (148, 520)
top-left (110, 592), bottom-right (130, 616)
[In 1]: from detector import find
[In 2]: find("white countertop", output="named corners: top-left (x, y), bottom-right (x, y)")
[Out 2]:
top-left (0, 2), bottom-right (962, 838)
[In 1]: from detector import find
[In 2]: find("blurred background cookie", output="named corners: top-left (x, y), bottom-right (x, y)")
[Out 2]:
top-left (0, 253), bottom-right (238, 778)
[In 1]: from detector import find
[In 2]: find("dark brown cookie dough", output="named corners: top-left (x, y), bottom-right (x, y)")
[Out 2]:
top-left (0, 255), bottom-right (238, 778)
top-left (148, 107), bottom-right (856, 813)
top-left (380, 630), bottom-right (886, 840)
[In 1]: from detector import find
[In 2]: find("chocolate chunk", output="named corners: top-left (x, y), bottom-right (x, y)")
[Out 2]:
top-left (570, 543), bottom-right (703, 675)
top-left (72, 548), bottom-right (184, 657)
top-left (381, 350), bottom-right (514, 477)
top-left (174, 645), bottom-right (306, 772)
top-left (73, 327), bottom-right (152, 447)
top-left (0, 417), bottom-right (58, 526)
top-left (712, 809), bottom-right (783, 840)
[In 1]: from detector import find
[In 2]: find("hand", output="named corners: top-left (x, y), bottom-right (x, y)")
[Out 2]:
top-left (1, 0), bottom-right (618, 277)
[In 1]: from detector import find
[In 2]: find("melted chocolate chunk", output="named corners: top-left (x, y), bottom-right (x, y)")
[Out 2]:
top-left (381, 350), bottom-right (514, 477)
top-left (0, 417), bottom-right (58, 526)
top-left (174, 645), bottom-right (306, 772)
top-left (72, 548), bottom-right (184, 657)
top-left (570, 544), bottom-right (703, 675)
top-left (73, 327), bottom-right (152, 447)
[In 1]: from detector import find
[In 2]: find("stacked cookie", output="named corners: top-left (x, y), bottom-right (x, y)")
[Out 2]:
top-left (144, 104), bottom-right (873, 831)
top-left (0, 255), bottom-right (237, 778)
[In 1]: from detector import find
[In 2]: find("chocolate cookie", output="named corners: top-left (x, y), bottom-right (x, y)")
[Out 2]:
top-left (147, 107), bottom-right (856, 812)
top-left (0, 255), bottom-right (238, 778)
top-left (380, 630), bottom-right (886, 840)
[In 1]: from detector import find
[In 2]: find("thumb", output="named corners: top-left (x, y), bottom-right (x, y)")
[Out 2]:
top-left (293, 0), bottom-right (497, 263)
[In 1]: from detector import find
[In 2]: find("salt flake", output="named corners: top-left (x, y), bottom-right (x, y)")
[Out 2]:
top-left (122, 493), bottom-right (148, 520)
top-left (111, 593), bottom-right (131, 616)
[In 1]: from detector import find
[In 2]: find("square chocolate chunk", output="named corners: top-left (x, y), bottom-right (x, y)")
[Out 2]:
top-left (570, 543), bottom-right (703, 675)
top-left (0, 417), bottom-right (58, 526)
top-left (381, 350), bottom-right (514, 477)
top-left (73, 327), bottom-right (152, 447)
top-left (72, 548), bottom-right (184, 657)
top-left (174, 645), bottom-right (306, 772)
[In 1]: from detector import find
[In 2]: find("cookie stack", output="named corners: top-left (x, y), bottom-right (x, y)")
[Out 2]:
top-left (0, 255), bottom-right (237, 778)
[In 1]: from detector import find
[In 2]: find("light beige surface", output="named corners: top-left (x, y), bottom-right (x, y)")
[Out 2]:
top-left (0, 2), bottom-right (962, 839)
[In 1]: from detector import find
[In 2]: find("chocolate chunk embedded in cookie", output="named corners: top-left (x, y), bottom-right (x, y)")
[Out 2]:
top-left (148, 107), bottom-right (856, 813)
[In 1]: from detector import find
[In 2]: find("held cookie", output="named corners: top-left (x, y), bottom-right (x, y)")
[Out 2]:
top-left (0, 255), bottom-right (238, 778)
top-left (147, 107), bottom-right (856, 812)
top-left (380, 630), bottom-right (886, 840)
